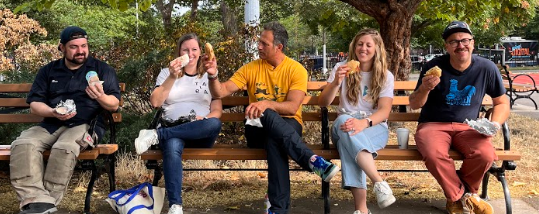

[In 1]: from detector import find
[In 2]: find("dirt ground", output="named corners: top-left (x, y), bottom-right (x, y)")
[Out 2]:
top-left (1, 114), bottom-right (539, 214)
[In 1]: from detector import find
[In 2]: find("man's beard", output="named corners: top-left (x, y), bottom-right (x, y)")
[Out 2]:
top-left (66, 53), bottom-right (87, 65)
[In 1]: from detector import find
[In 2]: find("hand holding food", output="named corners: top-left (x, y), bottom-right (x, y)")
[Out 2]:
top-left (346, 60), bottom-right (360, 77)
top-left (86, 71), bottom-right (104, 86)
top-left (425, 66), bottom-right (442, 77)
top-left (205, 43), bottom-right (215, 61)
top-left (173, 53), bottom-right (190, 68)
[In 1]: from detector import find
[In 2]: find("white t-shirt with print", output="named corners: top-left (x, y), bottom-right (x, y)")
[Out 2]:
top-left (155, 68), bottom-right (212, 120)
top-left (327, 61), bottom-right (394, 116)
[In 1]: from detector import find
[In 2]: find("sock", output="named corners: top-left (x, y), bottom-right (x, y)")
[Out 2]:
top-left (309, 155), bottom-right (318, 169)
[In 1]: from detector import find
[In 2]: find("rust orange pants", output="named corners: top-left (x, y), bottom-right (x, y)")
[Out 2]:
top-left (414, 122), bottom-right (497, 202)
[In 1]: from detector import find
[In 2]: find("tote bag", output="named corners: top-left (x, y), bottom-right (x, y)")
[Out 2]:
top-left (106, 182), bottom-right (165, 214)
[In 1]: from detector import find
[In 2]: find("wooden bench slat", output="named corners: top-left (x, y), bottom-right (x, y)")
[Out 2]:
top-left (140, 145), bottom-right (520, 161)
top-left (0, 144), bottom-right (117, 161)
top-left (0, 113), bottom-right (123, 123)
top-left (0, 83), bottom-right (126, 93)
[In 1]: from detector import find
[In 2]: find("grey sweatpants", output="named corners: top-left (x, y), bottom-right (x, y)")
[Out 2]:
top-left (10, 124), bottom-right (88, 208)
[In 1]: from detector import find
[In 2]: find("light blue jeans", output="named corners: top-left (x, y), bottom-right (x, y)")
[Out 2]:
top-left (331, 114), bottom-right (389, 190)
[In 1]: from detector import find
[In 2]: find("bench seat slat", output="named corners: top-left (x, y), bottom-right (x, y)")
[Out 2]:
top-left (140, 145), bottom-right (520, 161)
top-left (0, 144), bottom-right (118, 161)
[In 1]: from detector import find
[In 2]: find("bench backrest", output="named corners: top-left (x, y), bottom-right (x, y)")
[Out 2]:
top-left (219, 81), bottom-right (492, 122)
top-left (0, 83), bottom-right (126, 123)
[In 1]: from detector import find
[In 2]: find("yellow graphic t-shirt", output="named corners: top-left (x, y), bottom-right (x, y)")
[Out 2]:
top-left (230, 56), bottom-right (308, 124)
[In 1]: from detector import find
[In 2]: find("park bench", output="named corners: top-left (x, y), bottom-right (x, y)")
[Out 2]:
top-left (499, 64), bottom-right (539, 109)
top-left (140, 81), bottom-right (521, 214)
top-left (0, 83), bottom-right (125, 214)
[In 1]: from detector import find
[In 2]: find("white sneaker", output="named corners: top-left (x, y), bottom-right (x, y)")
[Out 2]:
top-left (134, 129), bottom-right (158, 154)
top-left (374, 181), bottom-right (396, 209)
top-left (353, 210), bottom-right (372, 214)
top-left (168, 204), bottom-right (183, 214)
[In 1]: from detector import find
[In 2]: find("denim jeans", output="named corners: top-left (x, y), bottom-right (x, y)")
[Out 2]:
top-left (245, 109), bottom-right (315, 214)
top-left (157, 117), bottom-right (221, 206)
top-left (331, 114), bottom-right (388, 190)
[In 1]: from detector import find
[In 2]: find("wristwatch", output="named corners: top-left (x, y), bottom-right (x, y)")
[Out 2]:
top-left (365, 118), bottom-right (373, 127)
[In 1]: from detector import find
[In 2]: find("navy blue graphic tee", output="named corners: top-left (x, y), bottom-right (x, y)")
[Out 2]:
top-left (415, 54), bottom-right (505, 123)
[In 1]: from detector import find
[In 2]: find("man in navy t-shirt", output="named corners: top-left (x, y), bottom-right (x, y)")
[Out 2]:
top-left (409, 21), bottom-right (509, 214)
top-left (9, 26), bottom-right (121, 214)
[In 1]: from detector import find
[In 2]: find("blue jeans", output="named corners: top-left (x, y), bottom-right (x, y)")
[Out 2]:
top-left (331, 114), bottom-right (388, 190)
top-left (157, 117), bottom-right (221, 206)
top-left (245, 109), bottom-right (315, 214)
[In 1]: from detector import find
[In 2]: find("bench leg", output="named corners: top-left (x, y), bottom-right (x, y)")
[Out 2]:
top-left (487, 162), bottom-right (513, 214)
top-left (146, 160), bottom-right (162, 186)
top-left (499, 174), bottom-right (513, 214)
top-left (322, 180), bottom-right (330, 214)
top-left (84, 161), bottom-right (98, 214)
top-left (480, 170), bottom-right (490, 200)
top-left (107, 154), bottom-right (117, 192)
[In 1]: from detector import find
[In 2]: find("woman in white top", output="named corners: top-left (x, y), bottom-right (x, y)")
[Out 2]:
top-left (319, 28), bottom-right (395, 214)
top-left (135, 33), bottom-right (222, 214)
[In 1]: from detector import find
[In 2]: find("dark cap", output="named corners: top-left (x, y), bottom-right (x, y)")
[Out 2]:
top-left (60, 26), bottom-right (87, 44)
top-left (442, 21), bottom-right (473, 40)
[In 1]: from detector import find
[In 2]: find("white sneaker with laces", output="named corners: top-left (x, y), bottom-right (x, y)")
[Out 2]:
top-left (134, 129), bottom-right (158, 154)
top-left (374, 181), bottom-right (396, 209)
top-left (168, 204), bottom-right (183, 214)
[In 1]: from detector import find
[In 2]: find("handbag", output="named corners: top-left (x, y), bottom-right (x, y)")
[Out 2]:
top-left (106, 182), bottom-right (165, 214)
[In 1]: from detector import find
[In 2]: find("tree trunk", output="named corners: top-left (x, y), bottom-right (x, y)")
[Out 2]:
top-left (190, 0), bottom-right (199, 22)
top-left (220, 1), bottom-right (238, 37)
top-left (155, 0), bottom-right (175, 30)
top-left (339, 0), bottom-right (423, 81)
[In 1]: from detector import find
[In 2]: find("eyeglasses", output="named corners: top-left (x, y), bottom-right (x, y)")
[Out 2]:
top-left (447, 38), bottom-right (473, 48)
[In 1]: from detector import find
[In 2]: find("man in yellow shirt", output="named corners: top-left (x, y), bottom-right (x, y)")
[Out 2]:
top-left (204, 22), bottom-right (339, 214)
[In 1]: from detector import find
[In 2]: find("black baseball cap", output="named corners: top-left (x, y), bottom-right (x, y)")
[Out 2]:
top-left (442, 21), bottom-right (473, 40)
top-left (58, 26), bottom-right (87, 50)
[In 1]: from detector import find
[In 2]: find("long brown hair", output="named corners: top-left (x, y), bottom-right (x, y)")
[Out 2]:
top-left (174, 33), bottom-right (205, 78)
top-left (346, 28), bottom-right (388, 108)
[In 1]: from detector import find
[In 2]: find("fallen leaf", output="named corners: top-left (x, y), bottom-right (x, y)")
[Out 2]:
top-left (529, 190), bottom-right (539, 195)
top-left (225, 206), bottom-right (240, 210)
top-left (512, 182), bottom-right (527, 187)
top-left (258, 172), bottom-right (266, 178)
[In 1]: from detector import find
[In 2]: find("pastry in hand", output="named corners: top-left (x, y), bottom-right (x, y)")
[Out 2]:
top-left (425, 66), bottom-right (442, 77)
top-left (173, 53), bottom-right (190, 68)
top-left (205, 43), bottom-right (215, 61)
top-left (346, 60), bottom-right (360, 77)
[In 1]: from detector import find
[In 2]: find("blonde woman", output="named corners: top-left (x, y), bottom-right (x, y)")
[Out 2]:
top-left (319, 28), bottom-right (395, 214)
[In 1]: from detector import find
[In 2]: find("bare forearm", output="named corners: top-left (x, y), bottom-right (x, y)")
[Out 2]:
top-left (268, 100), bottom-right (300, 116)
top-left (150, 76), bottom-right (176, 108)
top-left (319, 81), bottom-right (339, 107)
top-left (96, 95), bottom-right (120, 112)
top-left (29, 102), bottom-right (55, 117)
top-left (490, 96), bottom-right (510, 124)
top-left (409, 87), bottom-right (430, 110)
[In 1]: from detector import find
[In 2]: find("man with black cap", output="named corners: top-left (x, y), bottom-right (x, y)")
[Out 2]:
top-left (409, 21), bottom-right (509, 214)
top-left (9, 26), bottom-right (121, 214)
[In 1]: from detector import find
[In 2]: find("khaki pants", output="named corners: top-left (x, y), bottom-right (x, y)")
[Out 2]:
top-left (10, 124), bottom-right (89, 208)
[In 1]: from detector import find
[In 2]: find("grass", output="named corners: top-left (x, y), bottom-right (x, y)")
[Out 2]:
top-left (0, 113), bottom-right (538, 213)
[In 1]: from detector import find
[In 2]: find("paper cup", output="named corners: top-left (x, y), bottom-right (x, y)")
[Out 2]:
top-left (396, 128), bottom-right (410, 149)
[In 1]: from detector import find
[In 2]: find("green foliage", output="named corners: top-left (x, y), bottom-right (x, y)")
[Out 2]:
top-left (113, 110), bottom-right (157, 153)
top-left (0, 122), bottom-right (33, 145)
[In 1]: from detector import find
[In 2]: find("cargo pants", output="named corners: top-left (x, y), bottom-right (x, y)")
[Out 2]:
top-left (10, 124), bottom-right (88, 208)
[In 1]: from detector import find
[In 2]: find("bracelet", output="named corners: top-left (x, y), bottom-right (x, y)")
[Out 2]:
top-left (208, 70), bottom-right (218, 79)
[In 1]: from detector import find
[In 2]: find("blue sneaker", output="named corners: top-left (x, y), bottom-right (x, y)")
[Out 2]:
top-left (310, 156), bottom-right (340, 182)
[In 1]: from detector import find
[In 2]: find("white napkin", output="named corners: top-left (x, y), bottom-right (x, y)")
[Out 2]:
top-left (245, 114), bottom-right (264, 128)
